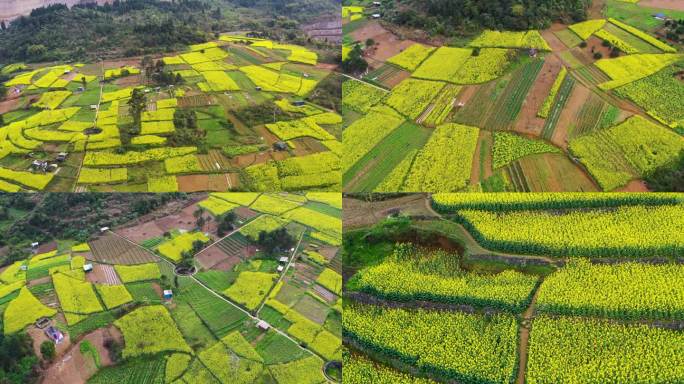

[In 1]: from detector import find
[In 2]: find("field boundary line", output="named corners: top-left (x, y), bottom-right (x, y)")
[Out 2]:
top-left (342, 73), bottom-right (390, 93)
top-left (72, 60), bottom-right (105, 193)
top-left (256, 231), bottom-right (305, 315)
top-left (109, 228), bottom-right (325, 361)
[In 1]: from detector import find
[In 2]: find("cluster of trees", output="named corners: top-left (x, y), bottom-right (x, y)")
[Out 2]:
top-left (0, 194), bottom-right (186, 267)
top-left (170, 109), bottom-right (206, 148)
top-left (257, 228), bottom-right (295, 255)
top-left (646, 150), bottom-right (684, 192)
top-left (0, 333), bottom-right (38, 384)
top-left (384, 0), bottom-right (589, 36)
top-left (664, 19), bottom-right (684, 44)
top-left (0, 0), bottom-right (337, 65)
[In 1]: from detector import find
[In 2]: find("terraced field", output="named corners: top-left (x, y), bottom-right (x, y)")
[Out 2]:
top-left (344, 193), bottom-right (684, 383)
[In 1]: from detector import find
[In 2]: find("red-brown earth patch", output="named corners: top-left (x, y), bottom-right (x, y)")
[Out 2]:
top-left (513, 54), bottom-right (564, 137)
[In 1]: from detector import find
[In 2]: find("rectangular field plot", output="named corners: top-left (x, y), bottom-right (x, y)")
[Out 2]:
top-left (88, 235), bottom-right (158, 265)
top-left (343, 303), bottom-right (518, 384)
top-left (343, 121), bottom-right (432, 192)
top-left (176, 277), bottom-right (247, 337)
top-left (528, 316), bottom-right (684, 383)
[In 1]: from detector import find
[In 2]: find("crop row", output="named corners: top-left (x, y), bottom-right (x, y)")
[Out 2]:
top-left (454, 204), bottom-right (684, 257)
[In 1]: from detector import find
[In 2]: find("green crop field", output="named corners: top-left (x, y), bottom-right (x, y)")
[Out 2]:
top-left (345, 193), bottom-right (684, 383)
top-left (0, 35), bottom-right (339, 193)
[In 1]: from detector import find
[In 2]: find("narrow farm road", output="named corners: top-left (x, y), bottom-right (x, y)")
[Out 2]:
top-left (516, 280), bottom-right (543, 384)
top-left (341, 73), bottom-right (390, 93)
top-left (256, 232), bottom-right (304, 315)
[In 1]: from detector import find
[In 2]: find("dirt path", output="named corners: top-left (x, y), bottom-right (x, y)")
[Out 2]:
top-left (516, 282), bottom-right (543, 384)
top-left (41, 326), bottom-right (122, 384)
top-left (470, 132), bottom-right (484, 185)
top-left (589, 0), bottom-right (606, 19)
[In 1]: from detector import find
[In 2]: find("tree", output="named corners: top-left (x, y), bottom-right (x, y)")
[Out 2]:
top-left (26, 44), bottom-right (47, 60)
top-left (217, 212), bottom-right (237, 237)
top-left (341, 44), bottom-right (368, 74)
top-left (256, 228), bottom-right (295, 255)
top-left (40, 341), bottom-right (56, 361)
top-left (593, 52), bottom-right (603, 60)
top-left (127, 88), bottom-right (147, 135)
top-left (0, 113), bottom-right (4, 127)
top-left (365, 38), bottom-right (375, 47)
top-left (80, 76), bottom-right (87, 90)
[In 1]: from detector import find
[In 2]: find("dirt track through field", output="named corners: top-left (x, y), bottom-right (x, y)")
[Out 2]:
top-left (516, 281), bottom-right (543, 384)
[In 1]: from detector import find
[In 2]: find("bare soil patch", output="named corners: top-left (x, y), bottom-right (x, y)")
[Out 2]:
top-left (552, 83), bottom-right (591, 149)
top-left (115, 220), bottom-right (165, 243)
top-left (234, 207), bottom-right (258, 220)
top-left (574, 36), bottom-right (613, 65)
top-left (37, 241), bottom-right (58, 254)
top-left (617, 179), bottom-right (651, 192)
top-left (343, 194), bottom-right (436, 229)
top-left (514, 55), bottom-right (563, 137)
top-left (589, 0), bottom-right (606, 19)
top-left (86, 263), bottom-right (121, 285)
top-left (541, 29), bottom-right (568, 52)
top-left (177, 174), bottom-right (230, 192)
top-left (211, 255), bottom-right (243, 271)
top-left (196, 246), bottom-right (232, 270)
top-left (456, 85), bottom-right (480, 107)
top-left (29, 326), bottom-right (71, 362)
top-left (381, 69), bottom-right (411, 88)
top-left (639, 0), bottom-right (684, 10)
top-left (113, 75), bottom-right (142, 87)
top-left (351, 22), bottom-right (416, 62)
top-left (40, 326), bottom-right (122, 384)
top-left (0, 97), bottom-right (21, 114)
top-left (230, 151), bottom-right (271, 168)
top-left (317, 246), bottom-right (339, 262)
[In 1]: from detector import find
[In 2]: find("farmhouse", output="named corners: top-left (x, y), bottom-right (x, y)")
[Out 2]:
top-left (257, 320), bottom-right (270, 330)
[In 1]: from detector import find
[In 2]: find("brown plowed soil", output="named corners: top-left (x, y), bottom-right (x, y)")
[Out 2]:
top-left (617, 179), bottom-right (651, 192)
top-left (638, 0), bottom-right (684, 10)
top-left (351, 22), bottom-right (416, 62)
top-left (343, 194), bottom-right (435, 229)
top-left (513, 55), bottom-right (563, 137)
top-left (456, 85), bottom-right (480, 107)
top-left (115, 220), bottom-right (165, 244)
top-left (40, 326), bottom-right (122, 384)
top-left (0, 97), bottom-right (21, 114)
top-left (196, 246), bottom-right (232, 270)
top-left (541, 30), bottom-right (568, 52)
top-left (573, 36), bottom-right (614, 66)
top-left (211, 255), bottom-right (244, 271)
top-left (86, 263), bottom-right (121, 285)
top-left (552, 83), bottom-right (591, 149)
top-left (177, 174), bottom-right (232, 192)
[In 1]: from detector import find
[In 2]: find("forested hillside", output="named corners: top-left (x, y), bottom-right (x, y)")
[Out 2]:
top-left (0, 0), bottom-right (338, 64)
top-left (385, 0), bottom-right (590, 35)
